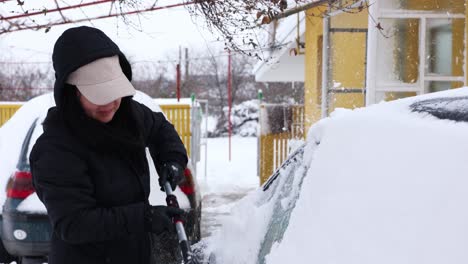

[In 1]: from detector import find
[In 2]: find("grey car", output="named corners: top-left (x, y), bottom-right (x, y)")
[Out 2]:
top-left (0, 94), bottom-right (202, 264)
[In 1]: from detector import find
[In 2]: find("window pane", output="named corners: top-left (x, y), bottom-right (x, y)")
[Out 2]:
top-left (426, 81), bottom-right (464, 93)
top-left (377, 18), bottom-right (419, 85)
top-left (426, 19), bottom-right (465, 76)
top-left (381, 0), bottom-right (464, 13)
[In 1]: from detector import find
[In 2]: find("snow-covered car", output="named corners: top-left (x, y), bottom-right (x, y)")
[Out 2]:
top-left (202, 88), bottom-right (468, 264)
top-left (0, 92), bottom-right (201, 263)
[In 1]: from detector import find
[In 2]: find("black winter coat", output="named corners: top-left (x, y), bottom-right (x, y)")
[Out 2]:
top-left (29, 26), bottom-right (188, 264)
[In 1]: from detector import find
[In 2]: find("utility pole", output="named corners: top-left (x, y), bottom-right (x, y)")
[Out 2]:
top-left (178, 46), bottom-right (182, 64)
top-left (176, 64), bottom-right (181, 102)
top-left (185, 48), bottom-right (189, 82)
top-left (185, 48), bottom-right (189, 96)
top-left (228, 50), bottom-right (232, 161)
top-left (178, 46), bottom-right (182, 99)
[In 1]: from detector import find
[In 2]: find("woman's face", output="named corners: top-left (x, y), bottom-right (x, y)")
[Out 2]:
top-left (77, 91), bottom-right (121, 123)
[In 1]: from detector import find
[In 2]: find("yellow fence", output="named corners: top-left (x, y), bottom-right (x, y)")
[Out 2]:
top-left (160, 104), bottom-right (192, 157)
top-left (0, 103), bottom-right (192, 156)
top-left (0, 104), bottom-right (22, 127)
top-left (259, 105), bottom-right (305, 184)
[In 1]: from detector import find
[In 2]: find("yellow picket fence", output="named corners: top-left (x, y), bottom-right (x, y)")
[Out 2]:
top-left (159, 104), bottom-right (192, 157)
top-left (0, 103), bottom-right (192, 156)
top-left (259, 104), bottom-right (305, 184)
top-left (0, 104), bottom-right (22, 127)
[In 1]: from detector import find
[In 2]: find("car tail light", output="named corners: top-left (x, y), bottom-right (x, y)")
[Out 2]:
top-left (7, 171), bottom-right (35, 199)
top-left (179, 168), bottom-right (195, 195)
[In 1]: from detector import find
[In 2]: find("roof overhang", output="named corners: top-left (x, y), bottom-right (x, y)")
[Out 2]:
top-left (253, 11), bottom-right (306, 82)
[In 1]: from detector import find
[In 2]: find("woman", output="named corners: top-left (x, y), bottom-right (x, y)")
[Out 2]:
top-left (30, 26), bottom-right (187, 264)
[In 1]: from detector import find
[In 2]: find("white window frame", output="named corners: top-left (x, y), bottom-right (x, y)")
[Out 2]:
top-left (366, 2), bottom-right (466, 104)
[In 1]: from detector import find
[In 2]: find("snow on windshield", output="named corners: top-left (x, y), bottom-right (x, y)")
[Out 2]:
top-left (200, 142), bottom-right (311, 264)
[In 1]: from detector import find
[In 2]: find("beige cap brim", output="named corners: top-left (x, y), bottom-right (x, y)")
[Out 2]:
top-left (76, 75), bottom-right (136, 105)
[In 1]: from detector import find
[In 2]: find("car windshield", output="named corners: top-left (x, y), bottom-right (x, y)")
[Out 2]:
top-left (256, 145), bottom-right (308, 264)
top-left (410, 96), bottom-right (468, 122)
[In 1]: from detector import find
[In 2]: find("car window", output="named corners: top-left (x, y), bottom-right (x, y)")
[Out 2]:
top-left (26, 118), bottom-right (45, 166)
top-left (256, 145), bottom-right (308, 264)
top-left (17, 118), bottom-right (39, 171)
top-left (410, 96), bottom-right (468, 122)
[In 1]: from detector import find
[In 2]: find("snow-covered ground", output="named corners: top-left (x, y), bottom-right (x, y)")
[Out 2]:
top-left (196, 137), bottom-right (259, 196)
top-left (195, 137), bottom-right (260, 238)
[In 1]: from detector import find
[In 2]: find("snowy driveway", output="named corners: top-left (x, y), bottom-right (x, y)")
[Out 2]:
top-left (201, 190), bottom-right (254, 238)
top-left (196, 137), bottom-right (259, 238)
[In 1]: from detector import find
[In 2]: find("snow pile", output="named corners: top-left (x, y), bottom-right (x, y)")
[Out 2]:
top-left (200, 143), bottom-right (309, 264)
top-left (16, 193), bottom-right (47, 213)
top-left (203, 87), bottom-right (468, 264)
top-left (196, 141), bottom-right (309, 263)
top-left (201, 115), bottom-right (218, 136)
top-left (230, 100), bottom-right (259, 137)
top-left (212, 100), bottom-right (259, 137)
top-left (268, 87), bottom-right (468, 264)
top-left (202, 192), bottom-right (273, 264)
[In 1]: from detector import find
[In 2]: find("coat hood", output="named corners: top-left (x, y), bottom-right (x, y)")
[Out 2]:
top-left (52, 26), bottom-right (132, 108)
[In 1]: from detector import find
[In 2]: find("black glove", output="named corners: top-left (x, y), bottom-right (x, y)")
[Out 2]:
top-left (144, 205), bottom-right (185, 235)
top-left (158, 162), bottom-right (185, 191)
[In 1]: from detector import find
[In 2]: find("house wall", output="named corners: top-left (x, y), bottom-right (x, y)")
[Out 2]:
top-left (304, 7), bottom-right (368, 133)
top-left (405, 0), bottom-right (464, 12)
top-left (304, 9), bottom-right (323, 132)
top-left (305, 1), bottom-right (467, 130)
top-left (464, 2), bottom-right (468, 86)
top-left (328, 11), bottom-right (368, 112)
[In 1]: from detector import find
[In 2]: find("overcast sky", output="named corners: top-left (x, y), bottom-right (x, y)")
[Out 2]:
top-left (0, 1), bottom-right (223, 64)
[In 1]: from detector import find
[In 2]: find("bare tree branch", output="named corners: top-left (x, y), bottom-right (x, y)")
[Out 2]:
top-left (186, 0), bottom-right (367, 59)
top-left (0, 0), bottom-right (368, 57)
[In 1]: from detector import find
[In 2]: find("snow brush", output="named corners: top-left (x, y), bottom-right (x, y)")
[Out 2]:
top-left (164, 181), bottom-right (201, 264)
